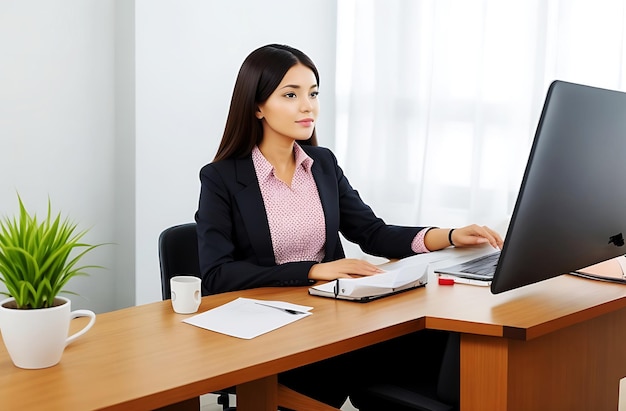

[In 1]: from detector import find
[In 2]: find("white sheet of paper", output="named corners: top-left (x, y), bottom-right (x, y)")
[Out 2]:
top-left (182, 297), bottom-right (313, 339)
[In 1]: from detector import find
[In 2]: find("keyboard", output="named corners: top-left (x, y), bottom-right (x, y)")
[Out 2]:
top-left (435, 251), bottom-right (501, 280)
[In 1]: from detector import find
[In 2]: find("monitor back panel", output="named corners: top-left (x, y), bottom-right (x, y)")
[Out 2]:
top-left (491, 81), bottom-right (626, 294)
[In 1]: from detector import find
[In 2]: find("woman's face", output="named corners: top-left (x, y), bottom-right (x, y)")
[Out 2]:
top-left (256, 63), bottom-right (319, 143)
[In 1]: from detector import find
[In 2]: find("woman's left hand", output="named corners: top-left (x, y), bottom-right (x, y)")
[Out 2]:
top-left (449, 224), bottom-right (504, 249)
top-left (425, 224), bottom-right (504, 251)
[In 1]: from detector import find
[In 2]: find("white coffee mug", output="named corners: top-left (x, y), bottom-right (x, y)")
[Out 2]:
top-left (170, 275), bottom-right (201, 314)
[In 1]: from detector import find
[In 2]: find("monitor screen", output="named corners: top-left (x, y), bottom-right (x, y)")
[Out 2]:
top-left (490, 80), bottom-right (626, 294)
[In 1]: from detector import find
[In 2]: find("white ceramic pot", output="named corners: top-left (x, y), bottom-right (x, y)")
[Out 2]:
top-left (0, 296), bottom-right (96, 369)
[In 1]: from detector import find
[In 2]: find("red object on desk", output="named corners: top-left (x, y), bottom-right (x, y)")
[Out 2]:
top-left (438, 277), bottom-right (454, 286)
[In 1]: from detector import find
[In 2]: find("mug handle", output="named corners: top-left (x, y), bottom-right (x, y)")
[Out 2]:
top-left (66, 309), bottom-right (97, 346)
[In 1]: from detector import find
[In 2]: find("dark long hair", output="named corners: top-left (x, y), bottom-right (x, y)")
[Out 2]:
top-left (213, 44), bottom-right (320, 162)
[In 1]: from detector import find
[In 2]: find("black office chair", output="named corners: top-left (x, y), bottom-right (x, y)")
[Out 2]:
top-left (158, 222), bottom-right (236, 411)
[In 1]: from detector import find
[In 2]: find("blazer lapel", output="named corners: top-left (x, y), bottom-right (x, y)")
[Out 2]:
top-left (233, 157), bottom-right (276, 266)
top-left (310, 152), bottom-right (340, 260)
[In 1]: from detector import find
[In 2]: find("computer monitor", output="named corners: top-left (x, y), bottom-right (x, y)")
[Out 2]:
top-left (490, 80), bottom-right (626, 294)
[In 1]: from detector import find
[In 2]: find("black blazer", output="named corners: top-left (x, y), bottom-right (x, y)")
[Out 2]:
top-left (195, 145), bottom-right (425, 295)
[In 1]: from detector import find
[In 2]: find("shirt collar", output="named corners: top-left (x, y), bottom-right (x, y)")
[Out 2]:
top-left (252, 144), bottom-right (314, 181)
top-left (293, 143), bottom-right (314, 172)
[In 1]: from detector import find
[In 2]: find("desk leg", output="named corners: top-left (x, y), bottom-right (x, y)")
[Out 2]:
top-left (237, 374), bottom-right (279, 411)
top-left (460, 334), bottom-right (508, 411)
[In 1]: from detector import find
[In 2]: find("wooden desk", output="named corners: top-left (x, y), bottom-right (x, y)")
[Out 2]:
top-left (2, 268), bottom-right (626, 410)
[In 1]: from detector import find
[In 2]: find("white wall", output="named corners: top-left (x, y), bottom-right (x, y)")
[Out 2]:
top-left (0, 0), bottom-right (337, 311)
top-left (0, 1), bottom-right (119, 313)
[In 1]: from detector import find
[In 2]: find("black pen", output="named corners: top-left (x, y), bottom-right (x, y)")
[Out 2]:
top-left (254, 302), bottom-right (308, 315)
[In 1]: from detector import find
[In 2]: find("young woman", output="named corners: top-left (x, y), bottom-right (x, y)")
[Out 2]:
top-left (195, 44), bottom-right (503, 409)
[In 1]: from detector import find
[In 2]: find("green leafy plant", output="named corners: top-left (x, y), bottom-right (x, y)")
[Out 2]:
top-left (0, 195), bottom-right (103, 309)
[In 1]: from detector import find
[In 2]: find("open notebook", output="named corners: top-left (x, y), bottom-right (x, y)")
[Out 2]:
top-left (308, 263), bottom-right (428, 302)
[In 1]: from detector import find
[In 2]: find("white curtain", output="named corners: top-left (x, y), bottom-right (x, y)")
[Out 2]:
top-left (334, 0), bottom-right (626, 253)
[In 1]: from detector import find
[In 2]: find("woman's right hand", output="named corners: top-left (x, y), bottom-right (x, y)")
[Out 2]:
top-left (308, 258), bottom-right (384, 281)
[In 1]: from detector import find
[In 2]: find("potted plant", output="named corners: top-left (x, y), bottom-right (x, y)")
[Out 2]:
top-left (0, 195), bottom-right (104, 369)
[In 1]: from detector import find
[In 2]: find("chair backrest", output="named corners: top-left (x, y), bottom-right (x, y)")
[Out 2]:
top-left (158, 223), bottom-right (201, 301)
